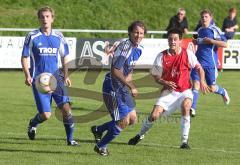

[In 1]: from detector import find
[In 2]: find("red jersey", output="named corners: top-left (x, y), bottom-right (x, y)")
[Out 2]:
top-left (151, 48), bottom-right (199, 92)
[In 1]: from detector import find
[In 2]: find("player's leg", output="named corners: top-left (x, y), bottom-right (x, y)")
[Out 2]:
top-left (28, 85), bottom-right (52, 140)
top-left (94, 91), bottom-right (135, 156)
top-left (53, 75), bottom-right (78, 146)
top-left (91, 92), bottom-right (116, 144)
top-left (128, 105), bottom-right (164, 145)
top-left (59, 102), bottom-right (78, 146)
top-left (180, 98), bottom-right (192, 149)
top-left (206, 68), bottom-right (230, 105)
top-left (190, 69), bottom-right (200, 117)
top-left (92, 91), bottom-right (121, 156)
top-left (128, 109), bottom-right (137, 125)
top-left (128, 90), bottom-right (179, 145)
top-left (179, 89), bottom-right (192, 149)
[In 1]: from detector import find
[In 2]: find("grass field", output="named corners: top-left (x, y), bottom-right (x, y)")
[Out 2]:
top-left (0, 70), bottom-right (240, 165)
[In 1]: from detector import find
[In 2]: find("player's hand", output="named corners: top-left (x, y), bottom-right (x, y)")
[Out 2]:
top-left (200, 81), bottom-right (210, 94)
top-left (64, 77), bottom-right (72, 87)
top-left (131, 88), bottom-right (138, 97)
top-left (164, 81), bottom-right (177, 91)
top-left (104, 41), bottom-right (119, 57)
top-left (25, 76), bottom-right (32, 86)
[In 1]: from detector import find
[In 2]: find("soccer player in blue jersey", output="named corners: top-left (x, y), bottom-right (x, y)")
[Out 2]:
top-left (190, 9), bottom-right (230, 117)
top-left (21, 6), bottom-right (78, 146)
top-left (90, 21), bottom-right (146, 156)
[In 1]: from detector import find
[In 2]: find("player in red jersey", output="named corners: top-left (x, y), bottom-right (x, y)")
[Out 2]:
top-left (128, 28), bottom-right (209, 149)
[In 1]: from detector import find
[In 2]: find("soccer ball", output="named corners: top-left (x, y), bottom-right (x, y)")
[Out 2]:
top-left (35, 72), bottom-right (57, 94)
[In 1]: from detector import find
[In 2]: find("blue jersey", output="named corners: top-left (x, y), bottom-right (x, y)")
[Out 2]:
top-left (103, 39), bottom-right (143, 93)
top-left (196, 25), bottom-right (226, 68)
top-left (22, 29), bottom-right (69, 78)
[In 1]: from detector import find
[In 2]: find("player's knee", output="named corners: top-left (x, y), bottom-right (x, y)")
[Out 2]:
top-left (129, 116), bottom-right (137, 125)
top-left (60, 102), bottom-right (71, 111)
top-left (129, 111), bottom-right (137, 125)
top-left (209, 85), bottom-right (216, 93)
top-left (41, 112), bottom-right (51, 120)
top-left (182, 99), bottom-right (192, 115)
top-left (117, 119), bottom-right (129, 129)
top-left (150, 112), bottom-right (159, 122)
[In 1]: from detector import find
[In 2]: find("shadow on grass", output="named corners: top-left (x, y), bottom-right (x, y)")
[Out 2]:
top-left (0, 148), bottom-right (94, 156)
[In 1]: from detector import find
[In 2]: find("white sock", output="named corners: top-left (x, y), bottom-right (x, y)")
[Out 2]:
top-left (181, 116), bottom-right (190, 143)
top-left (139, 116), bottom-right (153, 136)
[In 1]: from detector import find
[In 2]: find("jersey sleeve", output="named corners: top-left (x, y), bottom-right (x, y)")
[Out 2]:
top-left (112, 40), bottom-right (131, 70)
top-left (187, 49), bottom-right (200, 69)
top-left (212, 26), bottom-right (227, 42)
top-left (58, 32), bottom-right (69, 57)
top-left (151, 52), bottom-right (163, 77)
top-left (22, 33), bottom-right (32, 57)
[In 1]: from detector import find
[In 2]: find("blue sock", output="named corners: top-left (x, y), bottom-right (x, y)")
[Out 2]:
top-left (63, 113), bottom-right (74, 142)
top-left (30, 113), bottom-right (45, 127)
top-left (97, 122), bottom-right (122, 148)
top-left (191, 89), bottom-right (199, 110)
top-left (96, 120), bottom-right (115, 134)
top-left (214, 85), bottom-right (225, 96)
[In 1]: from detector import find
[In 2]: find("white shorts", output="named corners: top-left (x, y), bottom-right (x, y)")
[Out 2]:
top-left (155, 89), bottom-right (193, 116)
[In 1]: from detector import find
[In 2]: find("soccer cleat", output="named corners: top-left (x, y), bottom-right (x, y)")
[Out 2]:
top-left (27, 120), bottom-right (36, 140)
top-left (128, 134), bottom-right (144, 145)
top-left (94, 145), bottom-right (109, 156)
top-left (67, 140), bottom-right (79, 146)
top-left (222, 88), bottom-right (230, 105)
top-left (91, 126), bottom-right (103, 143)
top-left (190, 108), bottom-right (196, 117)
top-left (180, 142), bottom-right (191, 149)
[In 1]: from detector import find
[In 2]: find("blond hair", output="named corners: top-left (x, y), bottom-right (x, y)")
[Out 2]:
top-left (37, 6), bottom-right (54, 18)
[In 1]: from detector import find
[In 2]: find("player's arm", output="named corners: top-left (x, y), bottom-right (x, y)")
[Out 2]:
top-left (59, 32), bottom-right (71, 87)
top-left (194, 64), bottom-right (210, 94)
top-left (21, 33), bottom-right (32, 86)
top-left (153, 75), bottom-right (177, 90)
top-left (21, 56), bottom-right (32, 86)
top-left (61, 56), bottom-right (71, 87)
top-left (151, 53), bottom-right (177, 90)
top-left (112, 67), bottom-right (138, 97)
top-left (202, 38), bottom-right (227, 47)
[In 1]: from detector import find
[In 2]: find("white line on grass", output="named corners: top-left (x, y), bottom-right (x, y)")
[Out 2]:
top-left (140, 142), bottom-right (240, 154)
top-left (3, 133), bottom-right (240, 154)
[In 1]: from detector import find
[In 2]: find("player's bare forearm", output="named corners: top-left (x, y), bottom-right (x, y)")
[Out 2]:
top-left (195, 64), bottom-right (209, 94)
top-left (112, 68), bottom-right (136, 90)
top-left (153, 75), bottom-right (177, 90)
top-left (21, 56), bottom-right (32, 86)
top-left (203, 38), bottom-right (227, 48)
top-left (61, 57), bottom-right (71, 87)
top-left (21, 57), bottom-right (30, 78)
top-left (112, 68), bottom-right (138, 97)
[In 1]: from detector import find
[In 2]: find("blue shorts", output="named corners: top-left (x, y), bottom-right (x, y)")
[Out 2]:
top-left (32, 73), bottom-right (70, 114)
top-left (102, 76), bottom-right (135, 121)
top-left (191, 67), bottom-right (218, 85)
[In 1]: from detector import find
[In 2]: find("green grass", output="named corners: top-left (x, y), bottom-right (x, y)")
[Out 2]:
top-left (0, 0), bottom-right (239, 38)
top-left (0, 70), bottom-right (240, 165)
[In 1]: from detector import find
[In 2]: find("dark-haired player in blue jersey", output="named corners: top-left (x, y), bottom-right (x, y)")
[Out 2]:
top-left (21, 6), bottom-right (78, 146)
top-left (190, 9), bottom-right (230, 117)
top-left (91, 21), bottom-right (146, 156)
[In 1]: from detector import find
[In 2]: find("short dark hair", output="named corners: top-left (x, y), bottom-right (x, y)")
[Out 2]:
top-left (229, 7), bottom-right (237, 13)
top-left (167, 28), bottom-right (183, 39)
top-left (128, 20), bottom-right (147, 34)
